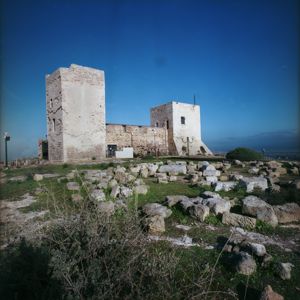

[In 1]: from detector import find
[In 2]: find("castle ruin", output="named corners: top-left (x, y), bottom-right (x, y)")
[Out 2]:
top-left (45, 64), bottom-right (212, 162)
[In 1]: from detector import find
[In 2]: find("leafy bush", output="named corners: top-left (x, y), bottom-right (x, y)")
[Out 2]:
top-left (226, 147), bottom-right (264, 161)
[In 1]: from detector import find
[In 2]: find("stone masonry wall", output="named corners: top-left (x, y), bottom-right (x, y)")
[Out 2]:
top-left (106, 124), bottom-right (168, 156)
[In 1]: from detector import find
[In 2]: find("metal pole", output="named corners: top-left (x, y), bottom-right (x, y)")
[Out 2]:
top-left (5, 138), bottom-right (8, 167)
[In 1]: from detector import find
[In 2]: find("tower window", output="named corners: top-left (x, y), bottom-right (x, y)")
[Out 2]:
top-left (181, 116), bottom-right (185, 125)
top-left (50, 98), bottom-right (53, 108)
top-left (166, 120), bottom-right (169, 129)
top-left (155, 122), bottom-right (159, 127)
top-left (52, 118), bottom-right (56, 132)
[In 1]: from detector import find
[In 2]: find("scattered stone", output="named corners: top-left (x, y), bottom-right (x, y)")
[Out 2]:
top-left (145, 215), bottom-right (165, 233)
top-left (169, 175), bottom-right (177, 182)
top-left (214, 181), bottom-right (237, 192)
top-left (71, 194), bottom-right (83, 203)
top-left (293, 179), bottom-right (300, 190)
top-left (178, 198), bottom-right (195, 211)
top-left (219, 175), bottom-right (229, 181)
top-left (133, 185), bottom-right (148, 195)
top-left (260, 285), bottom-right (284, 300)
top-left (205, 176), bottom-right (218, 183)
top-left (140, 168), bottom-right (149, 178)
top-left (120, 186), bottom-right (133, 198)
top-left (222, 212), bottom-right (256, 229)
top-left (175, 224), bottom-right (192, 231)
top-left (91, 189), bottom-right (106, 201)
top-left (166, 195), bottom-right (188, 207)
top-left (249, 242), bottom-right (266, 256)
top-left (236, 251), bottom-right (257, 275)
top-left (66, 181), bottom-right (80, 191)
top-left (43, 173), bottom-right (60, 179)
top-left (33, 174), bottom-right (44, 181)
top-left (277, 262), bottom-right (294, 280)
top-left (202, 197), bottom-right (231, 215)
top-left (143, 203), bottom-right (172, 218)
top-left (9, 175), bottom-right (27, 182)
top-left (158, 177), bottom-right (168, 184)
top-left (202, 191), bottom-right (222, 199)
top-left (198, 161), bottom-right (209, 170)
top-left (148, 164), bottom-right (159, 176)
top-left (203, 169), bottom-right (221, 177)
top-left (248, 167), bottom-right (260, 175)
top-left (242, 196), bottom-right (278, 227)
top-left (110, 185), bottom-right (120, 198)
top-left (188, 204), bottom-right (209, 222)
top-left (273, 203), bottom-right (300, 224)
top-left (158, 164), bottom-right (187, 175)
top-left (239, 177), bottom-right (268, 192)
top-left (98, 201), bottom-right (115, 215)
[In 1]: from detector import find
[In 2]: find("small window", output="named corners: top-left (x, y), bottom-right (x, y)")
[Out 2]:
top-left (52, 118), bottom-right (56, 132)
top-left (166, 120), bottom-right (169, 129)
top-left (181, 116), bottom-right (185, 125)
top-left (155, 122), bottom-right (159, 127)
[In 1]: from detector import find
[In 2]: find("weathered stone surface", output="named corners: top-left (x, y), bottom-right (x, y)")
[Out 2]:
top-left (144, 215), bottom-right (165, 233)
top-left (239, 177), bottom-right (268, 192)
top-left (205, 176), bottom-right (218, 183)
top-left (143, 203), bottom-right (172, 218)
top-left (108, 179), bottom-right (118, 188)
top-left (158, 177), bottom-right (168, 184)
top-left (248, 167), bottom-right (260, 175)
top-left (236, 251), bottom-right (257, 275)
top-left (148, 164), bottom-right (159, 176)
top-left (202, 191), bottom-right (222, 199)
top-left (273, 203), bottom-right (300, 224)
top-left (67, 182), bottom-right (80, 191)
top-left (71, 194), bottom-right (83, 203)
top-left (260, 285), bottom-right (284, 300)
top-left (158, 164), bottom-right (187, 175)
top-left (169, 175), bottom-right (177, 182)
top-left (120, 186), bottom-right (133, 198)
top-left (203, 169), bottom-right (221, 177)
top-left (133, 185), bottom-right (148, 195)
top-left (249, 242), bottom-right (266, 257)
top-left (98, 201), bottom-right (115, 215)
top-left (222, 212), bottom-right (256, 229)
top-left (91, 189), bottom-right (106, 201)
top-left (214, 181), bottom-right (237, 192)
top-left (188, 204), bottom-right (209, 222)
top-left (178, 198), bottom-right (195, 211)
top-left (110, 185), bottom-right (120, 198)
top-left (202, 197), bottom-right (231, 215)
top-left (166, 195), bottom-right (189, 207)
top-left (242, 196), bottom-right (278, 227)
top-left (129, 166), bottom-right (141, 176)
top-left (33, 174), bottom-right (44, 181)
top-left (277, 262), bottom-right (294, 280)
top-left (140, 168), bottom-right (149, 178)
top-left (9, 175), bottom-right (27, 182)
top-left (293, 179), bottom-right (300, 190)
top-left (198, 161), bottom-right (209, 170)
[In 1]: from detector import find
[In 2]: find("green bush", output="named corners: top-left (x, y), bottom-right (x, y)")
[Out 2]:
top-left (226, 147), bottom-right (264, 161)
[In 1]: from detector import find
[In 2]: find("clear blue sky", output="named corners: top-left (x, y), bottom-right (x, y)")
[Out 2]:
top-left (0, 0), bottom-right (299, 160)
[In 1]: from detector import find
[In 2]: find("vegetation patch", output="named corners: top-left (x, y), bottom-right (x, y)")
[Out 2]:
top-left (226, 147), bottom-right (264, 161)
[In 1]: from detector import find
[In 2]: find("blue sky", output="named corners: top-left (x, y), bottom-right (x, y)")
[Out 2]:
top-left (0, 0), bottom-right (299, 160)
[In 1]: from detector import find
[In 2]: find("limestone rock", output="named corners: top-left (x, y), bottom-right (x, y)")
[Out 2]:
top-left (202, 191), bottom-right (222, 199)
top-left (98, 201), bottom-right (115, 215)
top-left (91, 189), bottom-right (106, 202)
top-left (178, 198), bottom-right (195, 211)
top-left (169, 175), bottom-right (177, 182)
top-left (71, 194), bottom-right (83, 203)
top-left (9, 175), bottom-right (27, 182)
top-left (203, 169), bottom-right (221, 177)
top-left (249, 242), bottom-right (266, 257)
top-left (158, 177), bottom-right (168, 184)
top-left (202, 197), bottom-right (231, 215)
top-left (133, 185), bottom-right (148, 195)
top-left (277, 262), bottom-right (294, 280)
top-left (166, 195), bottom-right (188, 207)
top-left (214, 181), bottom-right (237, 192)
top-left (148, 164), bottom-right (159, 176)
top-left (33, 174), bottom-right (44, 181)
top-left (67, 182), bottom-right (80, 191)
top-left (293, 179), bottom-right (300, 190)
top-left (205, 176), bottom-right (218, 183)
top-left (236, 251), bottom-right (257, 275)
top-left (145, 215), bottom-right (165, 233)
top-left (120, 186), bottom-right (133, 198)
top-left (188, 204), bottom-right (209, 222)
top-left (158, 164), bottom-right (187, 175)
top-left (260, 285), bottom-right (284, 300)
top-left (239, 177), bottom-right (268, 192)
top-left (222, 212), bottom-right (256, 229)
top-left (273, 203), bottom-right (300, 224)
top-left (110, 185), bottom-right (120, 198)
top-left (143, 203), bottom-right (172, 218)
top-left (140, 168), bottom-right (149, 178)
top-left (242, 196), bottom-right (278, 227)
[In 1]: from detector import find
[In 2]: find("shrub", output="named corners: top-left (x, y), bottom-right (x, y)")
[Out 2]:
top-left (226, 147), bottom-right (264, 161)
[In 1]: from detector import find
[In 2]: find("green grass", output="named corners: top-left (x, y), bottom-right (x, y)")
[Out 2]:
top-left (0, 179), bottom-right (39, 200)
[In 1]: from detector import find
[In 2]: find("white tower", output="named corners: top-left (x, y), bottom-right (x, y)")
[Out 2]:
top-left (150, 101), bottom-right (212, 156)
top-left (46, 64), bottom-right (106, 162)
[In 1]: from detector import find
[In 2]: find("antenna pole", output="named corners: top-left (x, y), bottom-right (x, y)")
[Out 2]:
top-left (193, 94), bottom-right (196, 106)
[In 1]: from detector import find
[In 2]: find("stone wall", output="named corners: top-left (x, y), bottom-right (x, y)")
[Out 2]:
top-left (106, 124), bottom-right (168, 156)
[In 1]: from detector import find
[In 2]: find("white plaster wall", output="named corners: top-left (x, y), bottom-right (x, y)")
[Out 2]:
top-left (115, 147), bottom-right (133, 158)
top-left (61, 65), bottom-right (106, 162)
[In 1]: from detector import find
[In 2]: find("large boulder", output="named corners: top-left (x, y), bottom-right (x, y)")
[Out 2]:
top-left (202, 197), bottom-right (231, 215)
top-left (144, 215), bottom-right (165, 233)
top-left (239, 177), bottom-right (268, 192)
top-left (242, 196), bottom-right (278, 227)
top-left (142, 203), bottom-right (172, 218)
top-left (188, 204), bottom-right (209, 222)
top-left (158, 164), bottom-right (187, 175)
top-left (222, 212), bottom-right (256, 229)
top-left (273, 203), bottom-right (300, 224)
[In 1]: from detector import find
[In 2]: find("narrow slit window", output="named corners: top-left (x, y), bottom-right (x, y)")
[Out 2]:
top-left (155, 122), bottom-right (159, 127)
top-left (50, 99), bottom-right (53, 108)
top-left (166, 120), bottom-right (169, 129)
top-left (52, 118), bottom-right (56, 132)
top-left (181, 116), bottom-right (185, 125)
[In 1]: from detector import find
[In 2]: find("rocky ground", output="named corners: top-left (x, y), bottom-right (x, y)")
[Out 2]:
top-left (1, 157), bottom-right (300, 299)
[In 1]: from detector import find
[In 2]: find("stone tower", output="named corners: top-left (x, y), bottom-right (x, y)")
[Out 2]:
top-left (150, 101), bottom-right (212, 156)
top-left (46, 64), bottom-right (106, 162)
